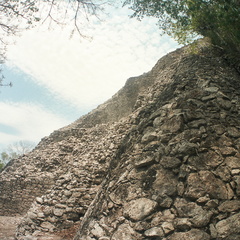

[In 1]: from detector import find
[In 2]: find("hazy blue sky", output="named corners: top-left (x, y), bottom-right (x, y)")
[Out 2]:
top-left (0, 4), bottom-right (180, 151)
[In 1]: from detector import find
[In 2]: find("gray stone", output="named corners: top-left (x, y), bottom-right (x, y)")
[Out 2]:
top-left (91, 223), bottom-right (105, 238)
top-left (209, 223), bottom-right (218, 238)
top-left (112, 224), bottom-right (139, 240)
top-left (217, 98), bottom-right (232, 110)
top-left (123, 198), bottom-right (157, 221)
top-left (232, 169), bottom-right (240, 175)
top-left (161, 222), bottom-right (174, 234)
top-left (42, 207), bottom-right (52, 216)
top-left (202, 94), bottom-right (216, 101)
top-left (53, 208), bottom-right (65, 217)
top-left (218, 200), bottom-right (240, 212)
top-left (144, 227), bottom-right (164, 237)
top-left (141, 129), bottom-right (158, 144)
top-left (220, 147), bottom-right (237, 156)
top-left (40, 222), bottom-right (55, 232)
top-left (215, 165), bottom-right (231, 182)
top-left (36, 197), bottom-right (43, 204)
top-left (153, 117), bottom-right (162, 127)
top-left (172, 141), bottom-right (197, 156)
top-left (234, 176), bottom-right (240, 196)
top-left (174, 198), bottom-right (212, 227)
top-left (187, 119), bottom-right (206, 128)
top-left (205, 87), bottom-right (219, 92)
top-left (215, 213), bottom-right (240, 238)
top-left (152, 168), bottom-right (178, 196)
top-left (27, 212), bottom-right (37, 220)
top-left (156, 195), bottom-right (173, 208)
top-left (135, 156), bottom-right (155, 168)
top-left (174, 218), bottom-right (192, 231)
top-left (185, 171), bottom-right (230, 199)
top-left (225, 156), bottom-right (240, 169)
top-left (161, 115), bottom-right (183, 133)
top-left (160, 156), bottom-right (181, 169)
top-left (64, 190), bottom-right (72, 197)
top-left (168, 229), bottom-right (210, 240)
top-left (227, 127), bottom-right (240, 138)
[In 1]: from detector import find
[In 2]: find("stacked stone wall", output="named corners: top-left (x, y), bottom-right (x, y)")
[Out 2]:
top-left (15, 121), bottom-right (133, 238)
top-left (0, 177), bottom-right (54, 216)
top-left (1, 39), bottom-right (240, 239)
top-left (74, 42), bottom-right (240, 239)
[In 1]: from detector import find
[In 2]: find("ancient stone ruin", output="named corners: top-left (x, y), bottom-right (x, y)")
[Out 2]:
top-left (0, 39), bottom-right (240, 239)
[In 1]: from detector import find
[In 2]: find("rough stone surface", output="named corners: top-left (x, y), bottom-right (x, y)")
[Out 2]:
top-left (215, 213), bottom-right (240, 238)
top-left (123, 198), bottom-right (158, 221)
top-left (0, 39), bottom-right (240, 239)
top-left (74, 41), bottom-right (240, 240)
top-left (169, 229), bottom-right (210, 240)
top-left (144, 226), bottom-right (164, 237)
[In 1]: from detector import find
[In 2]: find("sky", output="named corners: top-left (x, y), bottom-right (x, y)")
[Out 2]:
top-left (0, 3), bottom-right (180, 152)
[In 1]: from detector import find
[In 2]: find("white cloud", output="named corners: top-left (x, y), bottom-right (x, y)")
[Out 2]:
top-left (1, 6), bottom-right (180, 150)
top-left (6, 6), bottom-right (179, 110)
top-left (0, 102), bottom-right (69, 149)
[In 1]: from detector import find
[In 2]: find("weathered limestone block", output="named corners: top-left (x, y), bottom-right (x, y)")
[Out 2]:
top-left (174, 198), bottom-right (212, 227)
top-left (185, 171), bottom-right (232, 199)
top-left (141, 128), bottom-right (158, 144)
top-left (215, 165), bottom-right (231, 182)
top-left (152, 168), bottom-right (178, 196)
top-left (153, 116), bottom-right (162, 127)
top-left (187, 119), bottom-right (207, 128)
top-left (174, 218), bottom-right (192, 231)
top-left (144, 226), bottom-right (164, 237)
top-left (227, 127), bottom-right (240, 138)
top-left (160, 114), bottom-right (184, 133)
top-left (53, 208), bottom-right (65, 217)
top-left (225, 156), bottom-right (240, 169)
top-left (202, 93), bottom-right (217, 101)
top-left (168, 229), bottom-right (210, 240)
top-left (90, 222), bottom-right (106, 239)
top-left (111, 223), bottom-right (140, 240)
top-left (218, 200), bottom-right (240, 212)
top-left (183, 109), bottom-right (204, 121)
top-left (150, 210), bottom-right (175, 227)
top-left (155, 195), bottom-right (173, 208)
top-left (134, 156), bottom-right (155, 168)
top-left (234, 175), bottom-right (240, 196)
top-left (159, 156), bottom-right (181, 169)
top-left (161, 221), bottom-right (174, 235)
top-left (217, 97), bottom-right (232, 110)
top-left (40, 222), bottom-right (55, 232)
top-left (171, 141), bottom-right (198, 156)
top-left (220, 145), bottom-right (237, 155)
top-left (123, 198), bottom-right (157, 221)
top-left (215, 213), bottom-right (240, 238)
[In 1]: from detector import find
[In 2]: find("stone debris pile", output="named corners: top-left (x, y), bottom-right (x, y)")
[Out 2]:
top-left (74, 42), bottom-right (240, 239)
top-left (15, 121), bottom-right (132, 238)
top-left (0, 39), bottom-right (239, 239)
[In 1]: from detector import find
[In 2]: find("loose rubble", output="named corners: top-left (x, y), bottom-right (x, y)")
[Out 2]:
top-left (0, 39), bottom-right (239, 239)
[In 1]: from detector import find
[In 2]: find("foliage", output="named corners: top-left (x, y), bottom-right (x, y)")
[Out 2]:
top-left (0, 141), bottom-right (35, 169)
top-left (123, 0), bottom-right (240, 54)
top-left (0, 0), bottom-right (110, 82)
top-left (0, 160), bottom-right (4, 170)
top-left (0, 0), bottom-right (40, 85)
top-left (0, 0), bottom-right (39, 36)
